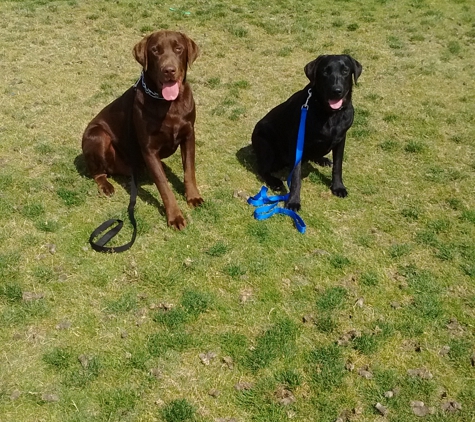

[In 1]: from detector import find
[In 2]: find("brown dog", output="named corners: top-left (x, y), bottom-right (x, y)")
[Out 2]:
top-left (82, 31), bottom-right (203, 230)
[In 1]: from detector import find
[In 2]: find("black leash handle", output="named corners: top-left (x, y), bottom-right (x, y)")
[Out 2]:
top-left (89, 173), bottom-right (138, 253)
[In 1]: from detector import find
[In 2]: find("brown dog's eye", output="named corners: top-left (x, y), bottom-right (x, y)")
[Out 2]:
top-left (151, 46), bottom-right (159, 55)
top-left (174, 46), bottom-right (183, 54)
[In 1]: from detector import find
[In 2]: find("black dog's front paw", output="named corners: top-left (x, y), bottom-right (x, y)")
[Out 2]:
top-left (286, 201), bottom-right (301, 212)
top-left (331, 185), bottom-right (348, 198)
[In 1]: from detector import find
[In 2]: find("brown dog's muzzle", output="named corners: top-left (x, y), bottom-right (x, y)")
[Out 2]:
top-left (161, 64), bottom-right (177, 81)
top-left (158, 58), bottom-right (183, 101)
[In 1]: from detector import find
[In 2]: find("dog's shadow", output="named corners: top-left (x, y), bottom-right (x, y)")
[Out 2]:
top-left (235, 144), bottom-right (258, 175)
top-left (235, 144), bottom-right (332, 189)
top-left (74, 154), bottom-right (185, 216)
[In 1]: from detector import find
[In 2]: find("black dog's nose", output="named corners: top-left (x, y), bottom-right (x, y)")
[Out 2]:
top-left (332, 86), bottom-right (343, 96)
top-left (163, 66), bottom-right (176, 76)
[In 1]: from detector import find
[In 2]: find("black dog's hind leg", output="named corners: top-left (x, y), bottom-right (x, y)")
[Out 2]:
top-left (315, 156), bottom-right (332, 167)
top-left (263, 174), bottom-right (285, 192)
top-left (286, 161), bottom-right (302, 211)
top-left (330, 137), bottom-right (348, 197)
top-left (252, 130), bottom-right (285, 191)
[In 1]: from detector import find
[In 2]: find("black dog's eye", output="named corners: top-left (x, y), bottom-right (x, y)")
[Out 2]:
top-left (323, 67), bottom-right (331, 76)
top-left (341, 67), bottom-right (350, 75)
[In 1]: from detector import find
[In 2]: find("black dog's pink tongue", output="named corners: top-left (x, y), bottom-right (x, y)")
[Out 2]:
top-left (329, 99), bottom-right (343, 110)
top-left (162, 81), bottom-right (180, 101)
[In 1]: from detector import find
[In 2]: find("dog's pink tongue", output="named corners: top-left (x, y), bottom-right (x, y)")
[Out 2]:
top-left (162, 81), bottom-right (180, 101)
top-left (329, 99), bottom-right (343, 110)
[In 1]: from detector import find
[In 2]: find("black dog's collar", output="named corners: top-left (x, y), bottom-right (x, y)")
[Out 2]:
top-left (134, 72), bottom-right (165, 100)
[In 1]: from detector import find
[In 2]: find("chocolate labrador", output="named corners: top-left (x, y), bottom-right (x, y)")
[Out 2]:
top-left (251, 54), bottom-right (362, 211)
top-left (82, 30), bottom-right (203, 230)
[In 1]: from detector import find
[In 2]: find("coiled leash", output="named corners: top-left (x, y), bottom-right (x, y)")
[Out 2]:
top-left (88, 172), bottom-right (138, 253)
top-left (248, 89), bottom-right (312, 234)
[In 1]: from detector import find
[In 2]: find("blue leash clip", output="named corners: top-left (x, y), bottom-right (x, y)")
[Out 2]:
top-left (248, 89), bottom-right (312, 234)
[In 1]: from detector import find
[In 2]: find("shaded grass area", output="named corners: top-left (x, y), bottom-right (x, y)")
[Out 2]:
top-left (1, 0), bottom-right (475, 421)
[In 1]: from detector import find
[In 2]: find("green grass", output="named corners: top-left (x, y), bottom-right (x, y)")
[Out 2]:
top-left (162, 399), bottom-right (196, 422)
top-left (1, 0), bottom-right (475, 421)
top-left (244, 318), bottom-right (300, 371)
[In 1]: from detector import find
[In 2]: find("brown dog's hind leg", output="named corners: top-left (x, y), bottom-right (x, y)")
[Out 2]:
top-left (92, 174), bottom-right (115, 196)
top-left (82, 126), bottom-right (122, 196)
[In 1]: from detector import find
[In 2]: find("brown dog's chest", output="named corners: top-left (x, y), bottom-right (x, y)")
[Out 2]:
top-left (151, 116), bottom-right (192, 158)
top-left (134, 90), bottom-right (195, 159)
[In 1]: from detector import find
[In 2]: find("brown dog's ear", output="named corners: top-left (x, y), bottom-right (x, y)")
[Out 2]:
top-left (346, 55), bottom-right (362, 84)
top-left (182, 33), bottom-right (199, 66)
top-left (304, 55), bottom-right (327, 83)
top-left (133, 35), bottom-right (149, 71)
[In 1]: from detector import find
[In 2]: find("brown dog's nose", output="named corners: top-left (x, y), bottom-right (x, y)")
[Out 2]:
top-left (162, 66), bottom-right (176, 77)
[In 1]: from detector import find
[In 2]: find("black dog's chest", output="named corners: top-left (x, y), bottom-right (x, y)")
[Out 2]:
top-left (303, 108), bottom-right (352, 154)
top-left (309, 118), bottom-right (340, 141)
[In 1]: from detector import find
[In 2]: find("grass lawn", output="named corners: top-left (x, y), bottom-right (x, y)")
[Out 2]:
top-left (1, 0), bottom-right (475, 421)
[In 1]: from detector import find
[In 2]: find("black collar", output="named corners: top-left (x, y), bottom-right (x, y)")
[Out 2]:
top-left (134, 72), bottom-right (165, 100)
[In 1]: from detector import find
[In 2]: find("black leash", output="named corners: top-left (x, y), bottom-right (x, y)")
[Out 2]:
top-left (88, 172), bottom-right (138, 253)
top-left (88, 86), bottom-right (140, 253)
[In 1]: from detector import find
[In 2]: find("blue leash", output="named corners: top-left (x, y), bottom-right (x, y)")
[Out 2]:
top-left (248, 89), bottom-right (312, 234)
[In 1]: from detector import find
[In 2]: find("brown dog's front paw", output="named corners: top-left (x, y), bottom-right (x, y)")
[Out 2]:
top-left (168, 213), bottom-right (187, 230)
top-left (187, 196), bottom-right (204, 208)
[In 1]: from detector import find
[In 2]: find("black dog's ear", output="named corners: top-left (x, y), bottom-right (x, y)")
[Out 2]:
top-left (346, 55), bottom-right (362, 84)
top-left (133, 35), bottom-right (150, 71)
top-left (304, 55), bottom-right (327, 83)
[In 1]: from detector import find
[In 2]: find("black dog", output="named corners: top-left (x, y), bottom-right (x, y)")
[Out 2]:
top-left (251, 54), bottom-right (362, 211)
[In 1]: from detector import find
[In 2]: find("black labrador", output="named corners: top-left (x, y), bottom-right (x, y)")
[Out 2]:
top-left (251, 54), bottom-right (362, 211)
